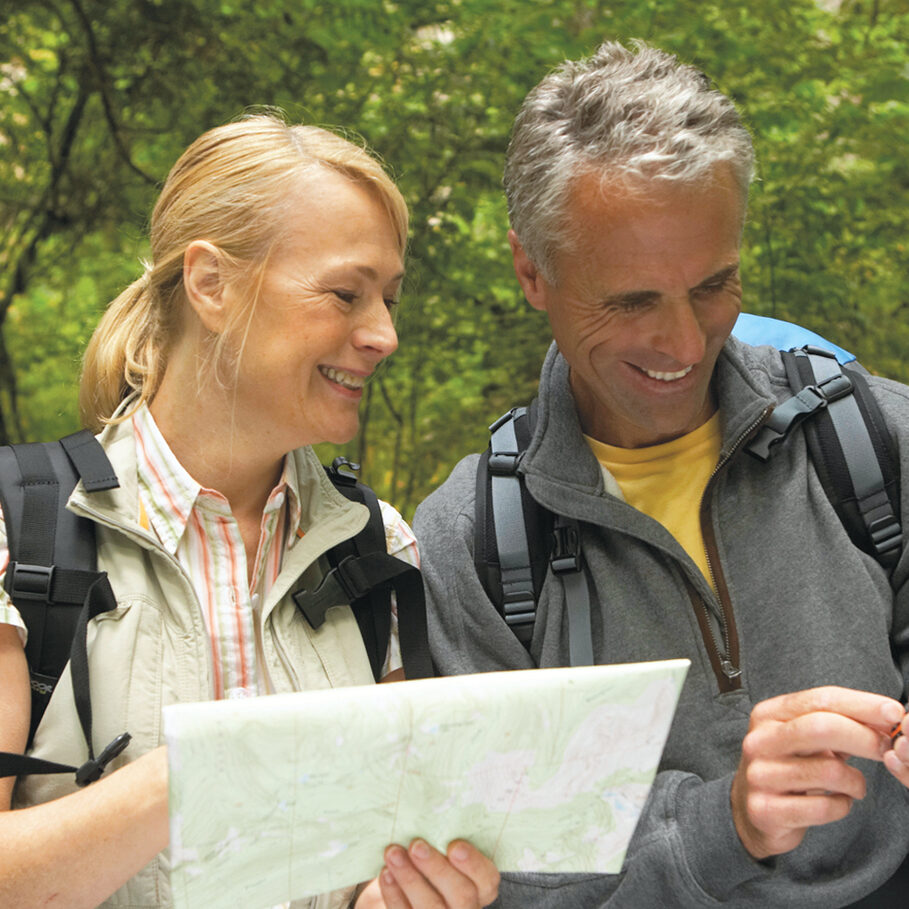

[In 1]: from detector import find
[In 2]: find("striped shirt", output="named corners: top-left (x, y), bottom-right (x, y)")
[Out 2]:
top-left (0, 405), bottom-right (413, 691)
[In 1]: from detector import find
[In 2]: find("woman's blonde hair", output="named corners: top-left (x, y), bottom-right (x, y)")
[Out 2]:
top-left (79, 113), bottom-right (408, 431)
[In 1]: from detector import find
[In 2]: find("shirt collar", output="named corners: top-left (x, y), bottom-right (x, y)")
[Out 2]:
top-left (132, 403), bottom-right (303, 554)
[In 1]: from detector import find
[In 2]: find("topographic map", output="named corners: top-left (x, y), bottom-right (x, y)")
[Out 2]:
top-left (164, 659), bottom-right (688, 909)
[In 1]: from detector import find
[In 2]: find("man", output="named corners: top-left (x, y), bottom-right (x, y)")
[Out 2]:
top-left (414, 41), bottom-right (909, 907)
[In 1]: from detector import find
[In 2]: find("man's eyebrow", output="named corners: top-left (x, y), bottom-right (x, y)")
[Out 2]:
top-left (694, 262), bottom-right (739, 289)
top-left (601, 289), bottom-right (660, 308)
top-left (600, 262), bottom-right (740, 308)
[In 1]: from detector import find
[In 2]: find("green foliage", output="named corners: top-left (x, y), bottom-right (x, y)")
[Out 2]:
top-left (2, 0), bottom-right (907, 518)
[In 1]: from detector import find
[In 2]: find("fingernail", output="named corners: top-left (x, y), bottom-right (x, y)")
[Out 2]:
top-left (882, 702), bottom-right (904, 725)
top-left (450, 842), bottom-right (469, 862)
top-left (381, 868), bottom-right (395, 885)
top-left (411, 839), bottom-right (430, 860)
top-left (386, 846), bottom-right (406, 867)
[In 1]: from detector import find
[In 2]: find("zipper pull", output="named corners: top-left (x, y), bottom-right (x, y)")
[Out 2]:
top-left (721, 659), bottom-right (742, 679)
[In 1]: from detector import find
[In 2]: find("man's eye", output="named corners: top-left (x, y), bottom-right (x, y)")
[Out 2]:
top-left (695, 281), bottom-right (726, 295)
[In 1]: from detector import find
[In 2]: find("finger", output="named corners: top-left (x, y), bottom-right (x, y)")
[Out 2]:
top-left (448, 841), bottom-right (500, 907)
top-left (378, 863), bottom-right (413, 909)
top-left (406, 839), bottom-right (483, 908)
top-left (894, 734), bottom-right (909, 766)
top-left (746, 789), bottom-right (856, 838)
top-left (745, 710), bottom-right (890, 762)
top-left (744, 753), bottom-right (867, 800)
top-left (884, 749), bottom-right (909, 789)
top-left (750, 686), bottom-right (904, 729)
top-left (384, 843), bottom-right (443, 908)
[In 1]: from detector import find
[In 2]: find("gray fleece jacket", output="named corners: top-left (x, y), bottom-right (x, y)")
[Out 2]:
top-left (414, 337), bottom-right (909, 908)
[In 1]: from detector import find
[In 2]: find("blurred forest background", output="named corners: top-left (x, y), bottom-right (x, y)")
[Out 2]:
top-left (2, 0), bottom-right (907, 518)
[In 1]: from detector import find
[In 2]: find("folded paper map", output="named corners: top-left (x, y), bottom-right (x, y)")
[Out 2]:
top-left (164, 659), bottom-right (689, 909)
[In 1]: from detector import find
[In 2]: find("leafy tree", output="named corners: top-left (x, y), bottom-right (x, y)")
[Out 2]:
top-left (2, 0), bottom-right (906, 518)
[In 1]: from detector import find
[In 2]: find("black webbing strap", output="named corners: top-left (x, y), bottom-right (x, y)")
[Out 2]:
top-left (796, 349), bottom-right (901, 568)
top-left (59, 430), bottom-right (120, 493)
top-left (293, 552), bottom-right (433, 679)
top-left (746, 369), bottom-right (854, 461)
top-left (550, 515), bottom-right (594, 666)
top-left (488, 408), bottom-right (536, 643)
top-left (0, 573), bottom-right (130, 784)
top-left (0, 432), bottom-right (127, 784)
top-left (11, 442), bottom-right (59, 568)
top-left (320, 459), bottom-right (432, 681)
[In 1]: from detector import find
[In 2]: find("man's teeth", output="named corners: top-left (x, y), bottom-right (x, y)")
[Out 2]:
top-left (320, 367), bottom-right (365, 390)
top-left (642, 365), bottom-right (693, 382)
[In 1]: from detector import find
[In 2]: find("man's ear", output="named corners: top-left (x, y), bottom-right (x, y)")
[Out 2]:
top-left (183, 240), bottom-right (229, 333)
top-left (508, 229), bottom-right (549, 312)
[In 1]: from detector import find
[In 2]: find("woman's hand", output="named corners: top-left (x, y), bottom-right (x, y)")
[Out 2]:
top-left (355, 839), bottom-right (499, 909)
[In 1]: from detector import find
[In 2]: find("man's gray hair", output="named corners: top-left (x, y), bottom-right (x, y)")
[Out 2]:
top-left (504, 41), bottom-right (756, 282)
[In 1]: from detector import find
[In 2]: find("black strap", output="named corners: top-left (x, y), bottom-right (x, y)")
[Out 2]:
top-left (748, 347), bottom-right (901, 572)
top-left (794, 351), bottom-right (901, 568)
top-left (302, 459), bottom-right (434, 681)
top-left (488, 409), bottom-right (536, 643)
top-left (550, 516), bottom-right (594, 666)
top-left (0, 574), bottom-right (129, 784)
top-left (481, 405), bottom-right (597, 665)
top-left (0, 433), bottom-right (127, 784)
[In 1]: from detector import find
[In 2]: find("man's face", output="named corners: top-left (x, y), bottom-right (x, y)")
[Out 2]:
top-left (511, 167), bottom-right (744, 448)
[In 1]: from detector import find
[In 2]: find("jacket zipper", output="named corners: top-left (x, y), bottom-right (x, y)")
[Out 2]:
top-left (695, 405), bottom-right (773, 693)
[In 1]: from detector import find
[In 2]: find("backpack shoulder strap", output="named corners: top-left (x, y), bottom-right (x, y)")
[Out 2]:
top-left (476, 406), bottom-right (540, 646)
top-left (0, 430), bottom-right (130, 784)
top-left (293, 458), bottom-right (433, 681)
top-left (475, 402), bottom-right (601, 665)
top-left (747, 347), bottom-right (901, 572)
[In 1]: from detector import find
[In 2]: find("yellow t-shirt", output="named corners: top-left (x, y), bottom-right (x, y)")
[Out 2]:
top-left (586, 414), bottom-right (722, 590)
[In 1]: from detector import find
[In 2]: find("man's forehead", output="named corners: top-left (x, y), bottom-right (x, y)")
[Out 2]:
top-left (565, 164), bottom-right (745, 220)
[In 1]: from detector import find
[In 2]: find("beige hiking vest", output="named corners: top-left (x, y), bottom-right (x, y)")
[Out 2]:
top-left (13, 418), bottom-right (377, 909)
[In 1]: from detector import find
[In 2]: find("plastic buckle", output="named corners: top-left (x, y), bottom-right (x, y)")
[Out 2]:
top-left (8, 563), bottom-right (55, 602)
top-left (327, 457), bottom-right (360, 486)
top-left (75, 732), bottom-right (131, 787)
top-left (488, 452), bottom-right (522, 475)
top-left (294, 556), bottom-right (370, 629)
top-left (550, 525), bottom-right (581, 574)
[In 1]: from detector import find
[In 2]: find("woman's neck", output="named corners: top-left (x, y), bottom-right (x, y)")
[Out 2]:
top-left (149, 371), bottom-right (284, 530)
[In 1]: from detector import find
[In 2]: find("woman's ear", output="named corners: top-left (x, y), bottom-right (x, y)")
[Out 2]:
top-left (183, 240), bottom-right (229, 333)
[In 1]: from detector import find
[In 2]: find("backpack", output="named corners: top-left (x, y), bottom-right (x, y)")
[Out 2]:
top-left (475, 315), bottom-right (902, 664)
top-left (0, 436), bottom-right (432, 785)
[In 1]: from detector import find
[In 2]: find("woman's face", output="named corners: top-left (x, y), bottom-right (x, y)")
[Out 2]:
top-left (228, 169), bottom-right (403, 453)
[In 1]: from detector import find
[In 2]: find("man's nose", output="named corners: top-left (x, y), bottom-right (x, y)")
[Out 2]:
top-left (652, 298), bottom-right (707, 366)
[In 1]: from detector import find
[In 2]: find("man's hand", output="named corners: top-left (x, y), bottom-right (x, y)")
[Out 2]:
top-left (731, 686), bottom-right (904, 860)
top-left (883, 713), bottom-right (909, 787)
top-left (355, 839), bottom-right (499, 909)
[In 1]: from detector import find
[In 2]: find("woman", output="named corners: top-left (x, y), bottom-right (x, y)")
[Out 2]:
top-left (0, 115), bottom-right (498, 909)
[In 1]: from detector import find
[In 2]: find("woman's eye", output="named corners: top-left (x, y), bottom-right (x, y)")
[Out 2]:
top-left (333, 290), bottom-right (357, 304)
top-left (384, 298), bottom-right (400, 310)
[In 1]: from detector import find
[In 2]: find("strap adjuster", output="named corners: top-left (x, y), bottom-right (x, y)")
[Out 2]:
top-left (75, 732), bottom-right (131, 787)
top-left (550, 525), bottom-right (581, 574)
top-left (8, 562), bottom-right (55, 602)
top-left (488, 452), bottom-right (522, 475)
